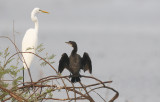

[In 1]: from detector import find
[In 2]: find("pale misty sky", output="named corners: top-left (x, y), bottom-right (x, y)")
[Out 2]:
top-left (0, 0), bottom-right (160, 102)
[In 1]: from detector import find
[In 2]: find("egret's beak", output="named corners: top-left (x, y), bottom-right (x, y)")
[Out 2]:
top-left (40, 10), bottom-right (49, 14)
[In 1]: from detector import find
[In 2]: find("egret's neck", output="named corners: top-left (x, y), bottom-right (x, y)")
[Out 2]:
top-left (34, 19), bottom-right (39, 32)
top-left (31, 12), bottom-right (39, 32)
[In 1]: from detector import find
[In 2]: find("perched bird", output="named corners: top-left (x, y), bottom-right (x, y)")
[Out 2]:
top-left (58, 41), bottom-right (92, 83)
top-left (22, 8), bottom-right (49, 84)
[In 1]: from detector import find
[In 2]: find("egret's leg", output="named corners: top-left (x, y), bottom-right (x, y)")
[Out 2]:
top-left (27, 68), bottom-right (33, 84)
top-left (23, 67), bottom-right (24, 86)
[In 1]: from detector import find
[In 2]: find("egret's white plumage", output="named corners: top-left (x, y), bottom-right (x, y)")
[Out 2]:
top-left (22, 8), bottom-right (48, 69)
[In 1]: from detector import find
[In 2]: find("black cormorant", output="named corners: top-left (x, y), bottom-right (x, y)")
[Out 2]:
top-left (58, 41), bottom-right (92, 83)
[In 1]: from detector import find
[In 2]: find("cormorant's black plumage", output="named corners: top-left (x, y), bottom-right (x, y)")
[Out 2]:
top-left (82, 52), bottom-right (92, 73)
top-left (58, 41), bottom-right (92, 83)
top-left (58, 53), bottom-right (69, 73)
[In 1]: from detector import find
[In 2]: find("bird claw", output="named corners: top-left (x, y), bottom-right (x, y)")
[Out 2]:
top-left (79, 74), bottom-right (82, 78)
top-left (69, 74), bottom-right (72, 79)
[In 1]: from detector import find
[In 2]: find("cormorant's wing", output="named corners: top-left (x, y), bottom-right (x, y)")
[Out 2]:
top-left (58, 53), bottom-right (69, 73)
top-left (82, 52), bottom-right (92, 73)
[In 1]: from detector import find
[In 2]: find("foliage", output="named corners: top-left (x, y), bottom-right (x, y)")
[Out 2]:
top-left (0, 47), bottom-right (22, 101)
top-left (0, 44), bottom-right (56, 101)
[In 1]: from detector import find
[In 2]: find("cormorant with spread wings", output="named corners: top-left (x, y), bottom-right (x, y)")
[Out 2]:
top-left (58, 41), bottom-right (92, 83)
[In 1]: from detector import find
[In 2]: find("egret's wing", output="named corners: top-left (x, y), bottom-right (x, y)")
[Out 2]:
top-left (22, 29), bottom-right (37, 69)
top-left (22, 29), bottom-right (37, 52)
top-left (58, 53), bottom-right (69, 73)
top-left (82, 52), bottom-right (92, 73)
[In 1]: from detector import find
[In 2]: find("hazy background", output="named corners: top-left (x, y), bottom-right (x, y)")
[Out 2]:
top-left (0, 0), bottom-right (160, 102)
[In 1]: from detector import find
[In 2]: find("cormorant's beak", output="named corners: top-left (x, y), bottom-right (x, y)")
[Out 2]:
top-left (65, 42), bottom-right (72, 46)
top-left (40, 10), bottom-right (49, 14)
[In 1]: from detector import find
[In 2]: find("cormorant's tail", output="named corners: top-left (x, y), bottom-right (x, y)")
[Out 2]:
top-left (71, 77), bottom-right (81, 83)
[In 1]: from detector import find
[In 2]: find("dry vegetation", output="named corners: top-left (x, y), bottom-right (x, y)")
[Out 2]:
top-left (0, 35), bottom-right (119, 102)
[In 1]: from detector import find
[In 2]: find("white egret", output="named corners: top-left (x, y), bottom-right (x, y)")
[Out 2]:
top-left (22, 8), bottom-right (49, 84)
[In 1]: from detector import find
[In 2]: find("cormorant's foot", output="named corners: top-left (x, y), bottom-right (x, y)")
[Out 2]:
top-left (29, 83), bottom-right (35, 89)
top-left (69, 74), bottom-right (72, 79)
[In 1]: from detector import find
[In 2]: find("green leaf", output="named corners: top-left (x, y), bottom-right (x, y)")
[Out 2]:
top-left (36, 43), bottom-right (43, 50)
top-left (0, 82), bottom-right (9, 88)
top-left (48, 91), bottom-right (53, 98)
top-left (4, 47), bottom-right (9, 55)
top-left (37, 48), bottom-right (45, 53)
top-left (16, 76), bottom-right (23, 81)
top-left (36, 43), bottom-right (45, 53)
top-left (6, 58), bottom-right (15, 65)
top-left (10, 65), bottom-right (17, 69)
top-left (50, 61), bottom-right (55, 64)
top-left (48, 54), bottom-right (55, 60)
top-left (40, 62), bottom-right (47, 66)
top-left (0, 52), bottom-right (2, 56)
top-left (4, 47), bottom-right (10, 58)
top-left (26, 47), bottom-right (34, 51)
